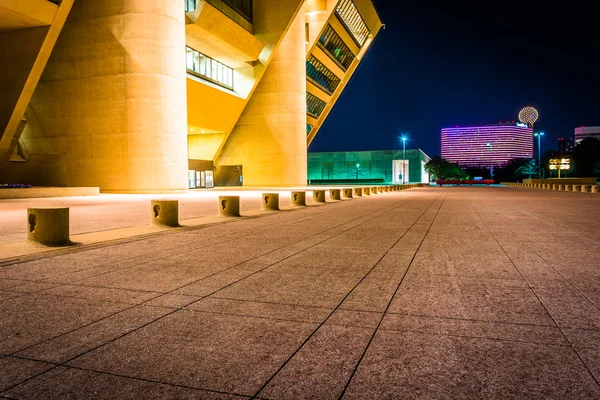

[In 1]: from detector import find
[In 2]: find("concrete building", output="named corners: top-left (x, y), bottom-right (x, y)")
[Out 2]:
top-left (575, 126), bottom-right (600, 144)
top-left (557, 137), bottom-right (574, 154)
top-left (307, 149), bottom-right (431, 184)
top-left (441, 123), bottom-right (533, 168)
top-left (0, 0), bottom-right (383, 192)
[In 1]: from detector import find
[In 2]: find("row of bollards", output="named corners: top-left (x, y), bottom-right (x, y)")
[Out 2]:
top-left (25, 184), bottom-right (422, 247)
top-left (503, 182), bottom-right (600, 193)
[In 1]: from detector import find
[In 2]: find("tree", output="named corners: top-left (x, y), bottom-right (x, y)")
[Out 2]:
top-left (573, 137), bottom-right (600, 177)
top-left (425, 156), bottom-right (469, 180)
top-left (515, 159), bottom-right (539, 179)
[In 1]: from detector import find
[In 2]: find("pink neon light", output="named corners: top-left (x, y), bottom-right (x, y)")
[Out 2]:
top-left (441, 125), bottom-right (534, 167)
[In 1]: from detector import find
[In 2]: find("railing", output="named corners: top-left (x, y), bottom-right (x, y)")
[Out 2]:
top-left (186, 47), bottom-right (234, 91)
top-left (306, 55), bottom-right (341, 95)
top-left (318, 25), bottom-right (355, 70)
top-left (307, 93), bottom-right (327, 118)
top-left (335, 0), bottom-right (370, 46)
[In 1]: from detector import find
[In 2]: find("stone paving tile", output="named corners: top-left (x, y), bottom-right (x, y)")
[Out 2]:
top-left (40, 284), bottom-right (161, 305)
top-left (0, 293), bottom-right (129, 354)
top-left (388, 276), bottom-right (554, 326)
top-left (0, 290), bottom-right (23, 303)
top-left (325, 309), bottom-right (383, 329)
top-left (0, 279), bottom-right (24, 290)
top-left (188, 297), bottom-right (331, 323)
top-left (0, 357), bottom-right (54, 392)
top-left (15, 305), bottom-right (172, 364)
top-left (408, 258), bottom-right (521, 280)
top-left (259, 325), bottom-right (375, 400)
top-left (3, 366), bottom-right (245, 399)
top-left (74, 264), bottom-right (223, 293)
top-left (535, 287), bottom-right (600, 329)
top-left (343, 330), bottom-right (600, 399)
top-left (215, 271), bottom-right (362, 309)
top-left (143, 293), bottom-right (202, 309)
top-left (4, 281), bottom-right (62, 293)
top-left (68, 310), bottom-right (318, 396)
top-left (172, 269), bottom-right (256, 297)
top-left (339, 278), bottom-right (400, 312)
top-left (380, 313), bottom-right (568, 345)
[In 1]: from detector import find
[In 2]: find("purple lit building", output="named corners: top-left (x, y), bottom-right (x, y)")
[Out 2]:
top-left (441, 123), bottom-right (534, 168)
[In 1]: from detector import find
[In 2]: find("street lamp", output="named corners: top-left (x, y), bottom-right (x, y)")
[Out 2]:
top-left (356, 163), bottom-right (360, 180)
top-left (401, 136), bottom-right (407, 184)
top-left (486, 142), bottom-right (493, 179)
top-left (533, 131), bottom-right (544, 178)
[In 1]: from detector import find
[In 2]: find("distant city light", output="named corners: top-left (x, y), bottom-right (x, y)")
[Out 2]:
top-left (518, 106), bottom-right (539, 127)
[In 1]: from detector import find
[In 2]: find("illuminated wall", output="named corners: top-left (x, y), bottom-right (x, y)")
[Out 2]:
top-left (575, 126), bottom-right (600, 144)
top-left (441, 124), bottom-right (534, 167)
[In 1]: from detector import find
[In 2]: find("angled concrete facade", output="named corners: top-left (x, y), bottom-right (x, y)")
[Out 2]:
top-left (1, 0), bottom-right (383, 192)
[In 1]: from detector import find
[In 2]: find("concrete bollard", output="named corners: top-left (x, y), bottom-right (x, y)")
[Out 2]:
top-left (313, 190), bottom-right (326, 203)
top-left (262, 193), bottom-right (280, 211)
top-left (218, 196), bottom-right (240, 217)
top-left (353, 187), bottom-right (363, 197)
top-left (291, 191), bottom-right (306, 206)
top-left (343, 188), bottom-right (354, 198)
top-left (572, 185), bottom-right (581, 192)
top-left (371, 187), bottom-right (379, 194)
top-left (151, 200), bottom-right (179, 227)
top-left (385, 186), bottom-right (391, 192)
top-left (552, 184), bottom-right (558, 190)
top-left (581, 185), bottom-right (591, 193)
top-left (377, 186), bottom-right (383, 193)
top-left (363, 187), bottom-right (371, 195)
top-left (565, 185), bottom-right (572, 191)
top-left (27, 207), bottom-right (73, 247)
top-left (592, 185), bottom-right (600, 194)
top-left (330, 189), bottom-right (341, 200)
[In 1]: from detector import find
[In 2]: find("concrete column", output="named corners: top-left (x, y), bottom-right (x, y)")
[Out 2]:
top-left (216, 3), bottom-right (307, 186)
top-left (26, 0), bottom-right (188, 192)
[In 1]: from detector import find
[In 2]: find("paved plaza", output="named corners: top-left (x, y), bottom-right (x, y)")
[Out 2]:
top-left (1, 186), bottom-right (600, 399)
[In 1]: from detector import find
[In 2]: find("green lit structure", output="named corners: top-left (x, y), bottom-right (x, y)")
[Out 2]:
top-left (308, 149), bottom-right (432, 184)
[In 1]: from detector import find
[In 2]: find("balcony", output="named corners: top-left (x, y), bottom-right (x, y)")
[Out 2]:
top-left (0, 0), bottom-right (59, 32)
top-left (185, 0), bottom-right (264, 69)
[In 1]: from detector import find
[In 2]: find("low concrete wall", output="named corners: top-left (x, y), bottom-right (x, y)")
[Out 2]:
top-left (523, 178), bottom-right (597, 185)
top-left (0, 186), bottom-right (99, 199)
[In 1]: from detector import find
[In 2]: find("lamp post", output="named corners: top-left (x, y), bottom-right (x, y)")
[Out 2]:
top-left (486, 142), bottom-right (493, 179)
top-left (534, 131), bottom-right (544, 178)
top-left (356, 163), bottom-right (360, 180)
top-left (401, 136), bottom-right (407, 184)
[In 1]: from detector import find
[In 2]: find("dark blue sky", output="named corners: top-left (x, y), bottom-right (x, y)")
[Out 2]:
top-left (310, 0), bottom-right (600, 158)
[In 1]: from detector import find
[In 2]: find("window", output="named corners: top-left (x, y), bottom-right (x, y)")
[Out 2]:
top-left (307, 124), bottom-right (314, 136)
top-left (307, 93), bottom-right (327, 118)
top-left (184, 0), bottom-right (197, 12)
top-left (218, 0), bottom-right (252, 22)
top-left (306, 55), bottom-right (341, 94)
top-left (335, 0), bottom-right (370, 46)
top-left (318, 25), bottom-right (355, 70)
top-left (186, 47), bottom-right (234, 90)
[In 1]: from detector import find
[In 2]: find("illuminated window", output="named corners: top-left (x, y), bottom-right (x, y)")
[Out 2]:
top-left (186, 47), bottom-right (234, 90)
top-left (335, 0), bottom-right (370, 46)
top-left (306, 55), bottom-right (341, 94)
top-left (307, 124), bottom-right (314, 135)
top-left (307, 93), bottom-right (327, 118)
top-left (318, 25), bottom-right (355, 70)
top-left (184, 0), bottom-right (197, 12)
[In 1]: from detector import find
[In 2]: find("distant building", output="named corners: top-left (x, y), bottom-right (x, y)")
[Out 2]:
top-left (557, 137), bottom-right (574, 154)
top-left (441, 123), bottom-right (533, 168)
top-left (575, 126), bottom-right (600, 144)
top-left (308, 149), bottom-right (431, 184)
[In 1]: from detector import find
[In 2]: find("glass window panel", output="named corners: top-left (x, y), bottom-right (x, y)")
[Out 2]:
top-left (185, 46), bottom-right (234, 90)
